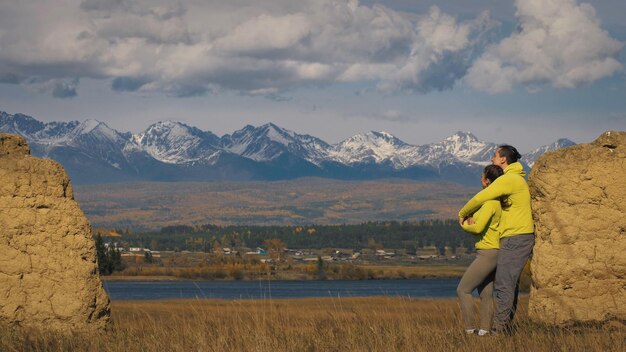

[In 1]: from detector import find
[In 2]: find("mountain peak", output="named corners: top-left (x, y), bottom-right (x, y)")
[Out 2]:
top-left (369, 130), bottom-right (395, 139)
top-left (260, 122), bottom-right (281, 129)
top-left (75, 119), bottom-right (103, 134)
top-left (131, 120), bottom-right (220, 164)
top-left (3, 112), bottom-right (38, 123)
top-left (139, 120), bottom-right (218, 142)
top-left (437, 131), bottom-right (496, 164)
top-left (555, 138), bottom-right (576, 145)
top-left (0, 111), bottom-right (46, 136)
top-left (222, 122), bottom-right (330, 163)
top-left (68, 119), bottom-right (127, 147)
top-left (153, 119), bottom-right (177, 126)
top-left (445, 131), bottom-right (479, 141)
top-left (524, 138), bottom-right (577, 167)
top-left (330, 130), bottom-right (412, 167)
top-left (145, 120), bottom-right (191, 130)
top-left (258, 122), bottom-right (296, 143)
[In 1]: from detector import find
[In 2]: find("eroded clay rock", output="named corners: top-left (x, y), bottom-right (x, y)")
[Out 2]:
top-left (0, 133), bottom-right (110, 331)
top-left (528, 131), bottom-right (626, 326)
top-left (0, 133), bottom-right (30, 156)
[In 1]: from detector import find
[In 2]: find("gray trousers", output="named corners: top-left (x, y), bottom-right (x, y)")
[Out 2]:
top-left (493, 234), bottom-right (535, 331)
top-left (457, 249), bottom-right (498, 330)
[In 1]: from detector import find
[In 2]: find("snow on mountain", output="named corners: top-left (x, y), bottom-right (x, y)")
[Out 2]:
top-left (523, 138), bottom-right (576, 167)
top-left (407, 131), bottom-right (498, 168)
top-left (63, 120), bottom-right (131, 169)
top-left (329, 131), bottom-right (497, 169)
top-left (0, 110), bottom-right (579, 184)
top-left (329, 131), bottom-right (417, 168)
top-left (66, 119), bottom-right (126, 144)
top-left (0, 111), bottom-right (125, 147)
top-left (439, 131), bottom-right (498, 163)
top-left (129, 120), bottom-right (221, 164)
top-left (37, 121), bottom-right (82, 141)
top-left (0, 111), bottom-right (46, 137)
top-left (221, 123), bottom-right (331, 164)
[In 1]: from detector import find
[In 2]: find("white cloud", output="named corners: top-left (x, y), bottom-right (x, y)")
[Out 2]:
top-left (0, 0), bottom-right (621, 98)
top-left (466, 0), bottom-right (624, 93)
top-left (214, 13), bottom-right (312, 54)
top-left (379, 7), bottom-right (495, 92)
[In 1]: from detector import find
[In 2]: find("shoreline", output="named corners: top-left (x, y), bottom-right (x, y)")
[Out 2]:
top-left (110, 295), bottom-right (460, 304)
top-left (101, 263), bottom-right (469, 281)
top-left (101, 273), bottom-right (465, 282)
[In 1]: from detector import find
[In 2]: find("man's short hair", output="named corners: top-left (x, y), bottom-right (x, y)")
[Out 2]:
top-left (497, 145), bottom-right (522, 164)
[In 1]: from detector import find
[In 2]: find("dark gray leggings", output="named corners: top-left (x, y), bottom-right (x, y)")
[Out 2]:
top-left (457, 249), bottom-right (498, 330)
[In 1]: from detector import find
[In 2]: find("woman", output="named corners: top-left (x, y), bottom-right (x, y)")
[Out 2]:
top-left (457, 164), bottom-right (504, 336)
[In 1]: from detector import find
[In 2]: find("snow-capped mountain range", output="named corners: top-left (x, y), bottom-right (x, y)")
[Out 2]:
top-left (0, 110), bottom-right (575, 185)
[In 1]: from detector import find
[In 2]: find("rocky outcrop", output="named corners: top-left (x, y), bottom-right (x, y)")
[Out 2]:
top-left (0, 133), bottom-right (110, 331)
top-left (528, 131), bottom-right (626, 326)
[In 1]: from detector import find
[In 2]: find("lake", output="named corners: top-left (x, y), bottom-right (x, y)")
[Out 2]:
top-left (103, 279), bottom-right (461, 300)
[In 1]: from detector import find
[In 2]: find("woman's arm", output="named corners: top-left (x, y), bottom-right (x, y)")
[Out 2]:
top-left (458, 176), bottom-right (511, 219)
top-left (461, 203), bottom-right (496, 235)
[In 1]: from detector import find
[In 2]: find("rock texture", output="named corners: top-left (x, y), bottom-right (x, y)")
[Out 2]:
top-left (528, 131), bottom-right (626, 326)
top-left (0, 133), bottom-right (110, 331)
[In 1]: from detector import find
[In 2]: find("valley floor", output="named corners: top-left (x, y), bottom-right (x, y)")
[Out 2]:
top-left (75, 179), bottom-right (476, 228)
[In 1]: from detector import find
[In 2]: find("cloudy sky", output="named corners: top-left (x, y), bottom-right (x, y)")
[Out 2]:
top-left (1, 0), bottom-right (625, 152)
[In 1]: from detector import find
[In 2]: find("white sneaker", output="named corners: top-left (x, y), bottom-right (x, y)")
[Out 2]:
top-left (465, 329), bottom-right (476, 334)
top-left (477, 329), bottom-right (489, 336)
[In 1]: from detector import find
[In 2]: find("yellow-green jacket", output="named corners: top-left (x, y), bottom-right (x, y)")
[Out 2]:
top-left (461, 200), bottom-right (501, 250)
top-left (458, 162), bottom-right (534, 238)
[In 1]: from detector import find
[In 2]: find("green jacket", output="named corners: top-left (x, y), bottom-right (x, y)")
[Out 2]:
top-left (461, 200), bottom-right (501, 250)
top-left (458, 162), bottom-right (534, 238)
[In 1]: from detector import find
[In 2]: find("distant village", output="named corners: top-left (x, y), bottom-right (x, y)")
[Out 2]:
top-left (104, 241), bottom-right (465, 265)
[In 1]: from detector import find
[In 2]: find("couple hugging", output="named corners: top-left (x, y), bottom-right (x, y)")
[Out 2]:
top-left (457, 145), bottom-right (535, 336)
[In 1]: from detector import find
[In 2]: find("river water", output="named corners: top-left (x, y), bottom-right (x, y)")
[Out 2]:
top-left (103, 279), bottom-right (461, 300)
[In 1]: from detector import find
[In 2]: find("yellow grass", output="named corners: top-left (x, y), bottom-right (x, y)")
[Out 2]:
top-left (1, 297), bottom-right (623, 352)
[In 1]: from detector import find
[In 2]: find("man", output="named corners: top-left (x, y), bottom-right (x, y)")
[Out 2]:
top-left (458, 145), bottom-right (535, 334)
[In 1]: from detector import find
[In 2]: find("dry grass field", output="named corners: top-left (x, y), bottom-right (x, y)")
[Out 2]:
top-left (74, 178), bottom-right (476, 229)
top-left (2, 297), bottom-right (623, 352)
